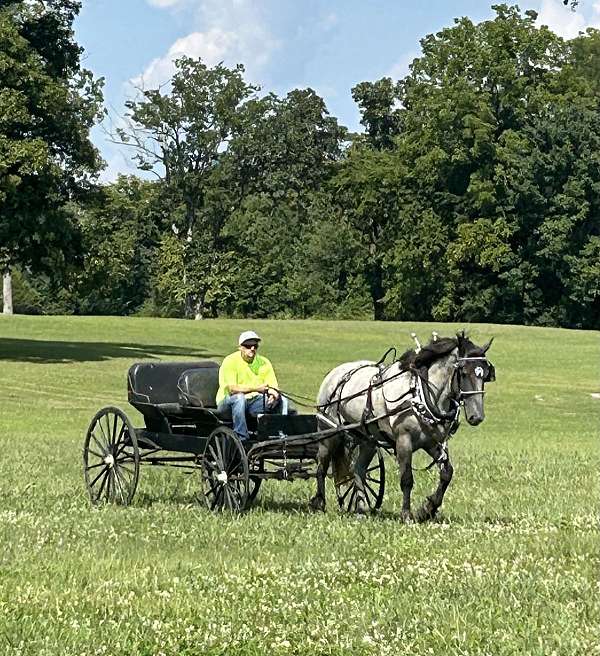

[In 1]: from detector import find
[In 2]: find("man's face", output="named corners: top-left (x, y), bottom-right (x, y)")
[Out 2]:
top-left (240, 341), bottom-right (259, 362)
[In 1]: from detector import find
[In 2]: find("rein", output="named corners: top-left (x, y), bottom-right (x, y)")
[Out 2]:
top-left (273, 349), bottom-right (491, 437)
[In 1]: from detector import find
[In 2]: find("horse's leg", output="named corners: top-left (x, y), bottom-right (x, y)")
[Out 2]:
top-left (309, 438), bottom-right (333, 512)
top-left (396, 433), bottom-right (414, 523)
top-left (352, 440), bottom-right (376, 516)
top-left (415, 442), bottom-right (454, 523)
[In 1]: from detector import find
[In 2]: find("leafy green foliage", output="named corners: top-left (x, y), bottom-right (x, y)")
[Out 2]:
top-left (74, 176), bottom-right (163, 315)
top-left (117, 57), bottom-right (257, 318)
top-left (0, 0), bottom-right (103, 275)
top-left (11, 5), bottom-right (598, 329)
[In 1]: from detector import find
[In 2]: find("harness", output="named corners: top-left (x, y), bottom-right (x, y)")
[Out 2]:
top-left (320, 351), bottom-right (493, 448)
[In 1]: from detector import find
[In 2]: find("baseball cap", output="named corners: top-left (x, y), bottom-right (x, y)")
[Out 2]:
top-left (238, 330), bottom-right (261, 345)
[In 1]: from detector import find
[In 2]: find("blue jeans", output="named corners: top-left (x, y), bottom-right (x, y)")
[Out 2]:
top-left (217, 393), bottom-right (288, 441)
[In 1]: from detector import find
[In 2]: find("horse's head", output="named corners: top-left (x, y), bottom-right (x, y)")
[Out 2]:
top-left (455, 332), bottom-right (495, 426)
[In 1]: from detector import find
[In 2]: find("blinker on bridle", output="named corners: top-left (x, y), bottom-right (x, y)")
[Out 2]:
top-left (454, 356), bottom-right (491, 396)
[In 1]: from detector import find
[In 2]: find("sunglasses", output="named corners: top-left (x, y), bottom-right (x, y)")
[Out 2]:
top-left (242, 342), bottom-right (259, 350)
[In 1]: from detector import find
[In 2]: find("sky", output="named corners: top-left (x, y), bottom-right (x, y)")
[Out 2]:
top-left (74, 0), bottom-right (600, 182)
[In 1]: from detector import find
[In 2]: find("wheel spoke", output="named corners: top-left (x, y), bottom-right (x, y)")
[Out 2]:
top-left (339, 482), bottom-right (354, 504)
top-left (87, 447), bottom-right (105, 460)
top-left (113, 467), bottom-right (127, 503)
top-left (102, 414), bottom-right (112, 446)
top-left (227, 474), bottom-right (247, 482)
top-left (86, 461), bottom-right (106, 471)
top-left (364, 480), bottom-right (378, 500)
top-left (221, 434), bottom-right (231, 461)
top-left (114, 454), bottom-right (136, 465)
top-left (94, 469), bottom-right (110, 502)
top-left (91, 431), bottom-right (107, 453)
top-left (96, 418), bottom-right (108, 445)
top-left (112, 413), bottom-right (119, 446)
top-left (347, 487), bottom-right (357, 511)
top-left (117, 465), bottom-right (135, 486)
top-left (114, 426), bottom-right (129, 456)
top-left (104, 470), bottom-right (112, 501)
top-left (89, 465), bottom-right (109, 488)
top-left (210, 486), bottom-right (224, 511)
top-left (222, 486), bottom-right (232, 510)
top-left (227, 455), bottom-right (243, 476)
top-left (214, 434), bottom-right (225, 466)
top-left (207, 444), bottom-right (221, 469)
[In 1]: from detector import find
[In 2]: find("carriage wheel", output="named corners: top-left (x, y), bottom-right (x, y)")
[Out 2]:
top-left (335, 444), bottom-right (385, 513)
top-left (83, 406), bottom-right (140, 506)
top-left (202, 427), bottom-right (249, 512)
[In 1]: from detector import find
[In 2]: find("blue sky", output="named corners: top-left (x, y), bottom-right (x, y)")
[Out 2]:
top-left (74, 0), bottom-right (600, 181)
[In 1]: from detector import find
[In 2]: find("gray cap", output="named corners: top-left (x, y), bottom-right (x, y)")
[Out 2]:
top-left (238, 330), bottom-right (261, 345)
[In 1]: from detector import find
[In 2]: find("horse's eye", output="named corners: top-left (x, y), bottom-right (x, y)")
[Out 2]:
top-left (474, 366), bottom-right (484, 378)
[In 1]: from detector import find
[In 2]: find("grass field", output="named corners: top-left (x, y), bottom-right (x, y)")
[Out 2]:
top-left (0, 315), bottom-right (598, 656)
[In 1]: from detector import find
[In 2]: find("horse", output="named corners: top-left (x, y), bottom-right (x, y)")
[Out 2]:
top-left (309, 331), bottom-right (495, 522)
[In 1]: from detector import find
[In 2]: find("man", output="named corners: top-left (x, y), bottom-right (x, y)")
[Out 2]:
top-left (216, 330), bottom-right (287, 441)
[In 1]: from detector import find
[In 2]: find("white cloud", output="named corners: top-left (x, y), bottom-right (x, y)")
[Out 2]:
top-left (132, 0), bottom-right (280, 90)
top-left (536, 0), bottom-right (600, 39)
top-left (388, 51), bottom-right (418, 80)
top-left (146, 0), bottom-right (186, 8)
top-left (131, 28), bottom-right (237, 89)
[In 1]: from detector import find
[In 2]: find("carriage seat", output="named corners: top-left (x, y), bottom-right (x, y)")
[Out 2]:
top-left (176, 367), bottom-right (256, 425)
top-left (177, 367), bottom-right (219, 408)
top-left (128, 360), bottom-right (220, 410)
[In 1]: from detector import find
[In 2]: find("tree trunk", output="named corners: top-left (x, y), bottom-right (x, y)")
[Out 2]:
top-left (370, 261), bottom-right (385, 321)
top-left (3, 266), bottom-right (13, 315)
top-left (193, 292), bottom-right (205, 320)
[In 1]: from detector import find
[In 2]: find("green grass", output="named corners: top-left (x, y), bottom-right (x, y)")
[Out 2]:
top-left (0, 315), bottom-right (598, 655)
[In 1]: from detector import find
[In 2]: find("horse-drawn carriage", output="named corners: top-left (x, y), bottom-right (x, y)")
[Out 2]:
top-left (82, 360), bottom-right (385, 512)
top-left (83, 332), bottom-right (494, 520)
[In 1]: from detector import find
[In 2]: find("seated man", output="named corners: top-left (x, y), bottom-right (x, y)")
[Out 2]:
top-left (216, 330), bottom-right (288, 441)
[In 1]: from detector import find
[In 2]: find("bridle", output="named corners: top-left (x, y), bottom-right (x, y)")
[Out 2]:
top-left (454, 356), bottom-right (494, 399)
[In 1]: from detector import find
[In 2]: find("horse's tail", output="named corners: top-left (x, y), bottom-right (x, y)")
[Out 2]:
top-left (331, 440), bottom-right (353, 485)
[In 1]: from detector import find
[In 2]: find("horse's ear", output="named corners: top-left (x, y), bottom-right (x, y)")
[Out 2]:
top-left (482, 337), bottom-right (494, 353)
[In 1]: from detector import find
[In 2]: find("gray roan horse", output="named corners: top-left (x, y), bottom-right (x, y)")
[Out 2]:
top-left (309, 332), bottom-right (495, 522)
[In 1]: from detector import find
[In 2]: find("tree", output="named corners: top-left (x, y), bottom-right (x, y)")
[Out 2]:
top-left (117, 57), bottom-right (257, 319)
top-left (380, 4), bottom-right (599, 326)
top-left (75, 176), bottom-right (163, 315)
top-left (218, 88), bottom-right (348, 317)
top-left (0, 0), bottom-right (104, 314)
top-left (351, 78), bottom-right (402, 150)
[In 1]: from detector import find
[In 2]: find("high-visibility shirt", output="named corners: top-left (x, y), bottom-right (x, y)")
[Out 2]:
top-left (216, 351), bottom-right (279, 405)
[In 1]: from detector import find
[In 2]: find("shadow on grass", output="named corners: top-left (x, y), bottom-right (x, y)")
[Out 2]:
top-left (0, 337), bottom-right (224, 364)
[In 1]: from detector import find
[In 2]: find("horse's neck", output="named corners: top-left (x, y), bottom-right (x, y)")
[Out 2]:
top-left (428, 349), bottom-right (458, 409)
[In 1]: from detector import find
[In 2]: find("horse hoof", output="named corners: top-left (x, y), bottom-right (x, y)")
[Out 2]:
top-left (416, 500), bottom-right (436, 523)
top-left (400, 510), bottom-right (414, 524)
top-left (309, 496), bottom-right (325, 512)
top-left (355, 497), bottom-right (368, 516)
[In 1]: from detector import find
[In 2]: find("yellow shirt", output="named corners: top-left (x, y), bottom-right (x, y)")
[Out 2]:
top-left (216, 351), bottom-right (279, 405)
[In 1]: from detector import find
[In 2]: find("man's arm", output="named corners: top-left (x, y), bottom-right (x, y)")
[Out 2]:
top-left (261, 359), bottom-right (279, 401)
top-left (228, 382), bottom-right (268, 394)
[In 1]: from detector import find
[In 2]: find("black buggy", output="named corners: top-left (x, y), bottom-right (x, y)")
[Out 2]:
top-left (83, 360), bottom-right (385, 512)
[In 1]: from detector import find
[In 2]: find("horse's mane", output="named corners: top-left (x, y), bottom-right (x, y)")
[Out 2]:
top-left (398, 331), bottom-right (483, 371)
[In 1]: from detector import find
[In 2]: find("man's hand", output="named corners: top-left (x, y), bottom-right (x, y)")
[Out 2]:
top-left (266, 387), bottom-right (279, 407)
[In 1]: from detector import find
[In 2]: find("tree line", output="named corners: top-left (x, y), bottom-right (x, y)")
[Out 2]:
top-left (2, 2), bottom-right (599, 328)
